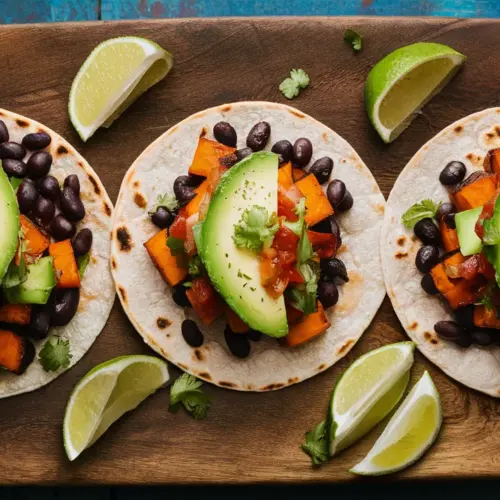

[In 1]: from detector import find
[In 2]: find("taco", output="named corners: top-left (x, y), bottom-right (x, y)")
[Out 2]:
top-left (111, 101), bottom-right (385, 391)
top-left (0, 109), bottom-right (115, 398)
top-left (382, 107), bottom-right (500, 397)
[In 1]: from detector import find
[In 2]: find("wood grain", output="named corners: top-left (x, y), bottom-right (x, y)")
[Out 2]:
top-left (1, 17), bottom-right (500, 485)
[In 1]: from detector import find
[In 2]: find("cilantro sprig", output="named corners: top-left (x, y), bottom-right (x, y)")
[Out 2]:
top-left (233, 205), bottom-right (279, 253)
top-left (401, 199), bottom-right (441, 229)
top-left (289, 261), bottom-right (319, 315)
top-left (301, 420), bottom-right (329, 467)
top-left (77, 253), bottom-right (90, 278)
top-left (39, 337), bottom-right (72, 372)
top-left (169, 373), bottom-right (210, 420)
top-left (149, 192), bottom-right (178, 214)
top-left (279, 69), bottom-right (310, 100)
top-left (344, 29), bottom-right (363, 52)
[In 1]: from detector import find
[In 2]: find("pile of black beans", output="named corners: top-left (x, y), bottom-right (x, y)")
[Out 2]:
top-left (0, 119), bottom-right (93, 339)
top-left (415, 159), bottom-right (498, 347)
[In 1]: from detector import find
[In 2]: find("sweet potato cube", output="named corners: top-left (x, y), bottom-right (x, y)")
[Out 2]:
top-left (295, 174), bottom-right (334, 226)
top-left (188, 137), bottom-right (235, 177)
top-left (452, 175), bottom-right (497, 211)
top-left (281, 302), bottom-right (330, 347)
top-left (0, 304), bottom-right (31, 325)
top-left (49, 239), bottom-right (81, 289)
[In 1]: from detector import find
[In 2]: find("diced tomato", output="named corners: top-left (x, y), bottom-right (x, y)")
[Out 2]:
top-left (278, 185), bottom-right (301, 221)
top-left (287, 267), bottom-right (304, 284)
top-left (186, 276), bottom-right (224, 325)
top-left (457, 255), bottom-right (480, 280)
top-left (184, 213), bottom-right (199, 255)
top-left (286, 305), bottom-right (303, 325)
top-left (266, 275), bottom-right (289, 299)
top-left (307, 230), bottom-right (336, 259)
top-left (475, 191), bottom-right (500, 239)
top-left (272, 226), bottom-right (299, 252)
top-left (169, 215), bottom-right (187, 240)
top-left (478, 252), bottom-right (496, 280)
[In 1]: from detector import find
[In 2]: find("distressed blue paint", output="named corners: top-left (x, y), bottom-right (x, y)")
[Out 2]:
top-left (1, 0), bottom-right (500, 24)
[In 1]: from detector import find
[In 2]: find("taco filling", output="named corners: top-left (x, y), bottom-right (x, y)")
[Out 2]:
top-left (145, 121), bottom-right (353, 357)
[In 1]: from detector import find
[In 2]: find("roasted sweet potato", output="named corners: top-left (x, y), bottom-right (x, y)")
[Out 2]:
top-left (0, 304), bottom-right (31, 325)
top-left (0, 329), bottom-right (35, 374)
top-left (278, 162), bottom-right (294, 190)
top-left (444, 277), bottom-right (485, 309)
top-left (286, 305), bottom-right (304, 325)
top-left (483, 148), bottom-right (500, 175)
top-left (444, 252), bottom-right (466, 271)
top-left (144, 229), bottom-right (188, 287)
top-left (295, 174), bottom-right (334, 226)
top-left (452, 174), bottom-right (497, 211)
top-left (49, 240), bottom-right (81, 289)
top-left (226, 307), bottom-right (249, 333)
top-left (281, 302), bottom-right (330, 347)
top-left (183, 179), bottom-right (210, 218)
top-left (473, 305), bottom-right (500, 329)
top-left (292, 167), bottom-right (307, 183)
top-left (15, 215), bottom-right (50, 265)
top-left (440, 219), bottom-right (460, 253)
top-left (430, 263), bottom-right (456, 295)
top-left (186, 277), bottom-right (224, 325)
top-left (188, 137), bottom-right (235, 177)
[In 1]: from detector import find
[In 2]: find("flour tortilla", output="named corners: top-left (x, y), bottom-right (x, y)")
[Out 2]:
top-left (382, 107), bottom-right (500, 398)
top-left (111, 101), bottom-right (385, 391)
top-left (0, 109), bottom-right (115, 398)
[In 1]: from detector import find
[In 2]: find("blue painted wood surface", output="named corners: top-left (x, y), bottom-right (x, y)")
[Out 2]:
top-left (1, 0), bottom-right (500, 24)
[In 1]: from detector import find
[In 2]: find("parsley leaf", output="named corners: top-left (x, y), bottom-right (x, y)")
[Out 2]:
top-left (170, 373), bottom-right (211, 420)
top-left (166, 236), bottom-right (186, 256)
top-left (289, 261), bottom-right (319, 315)
top-left (39, 337), bottom-right (72, 372)
top-left (279, 77), bottom-right (300, 100)
top-left (344, 29), bottom-right (363, 52)
top-left (401, 199), bottom-right (440, 228)
top-left (301, 420), bottom-right (329, 467)
top-left (77, 253), bottom-right (90, 278)
top-left (149, 192), bottom-right (178, 214)
top-left (233, 206), bottom-right (279, 253)
top-left (290, 69), bottom-right (310, 89)
top-left (188, 255), bottom-right (204, 277)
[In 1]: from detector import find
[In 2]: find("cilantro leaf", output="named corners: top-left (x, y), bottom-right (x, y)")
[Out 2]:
top-left (290, 69), bottom-right (310, 89)
top-left (77, 253), bottom-right (90, 278)
top-left (279, 77), bottom-right (300, 100)
top-left (401, 199), bottom-right (440, 228)
top-left (301, 420), bottom-right (329, 467)
top-left (149, 192), bottom-right (178, 214)
top-left (284, 198), bottom-right (306, 236)
top-left (170, 373), bottom-right (211, 420)
top-left (482, 196), bottom-right (500, 245)
top-left (166, 236), bottom-right (185, 256)
top-left (289, 261), bottom-right (319, 315)
top-left (188, 255), bottom-right (204, 277)
top-left (233, 206), bottom-right (279, 253)
top-left (344, 29), bottom-right (363, 52)
top-left (39, 337), bottom-right (72, 372)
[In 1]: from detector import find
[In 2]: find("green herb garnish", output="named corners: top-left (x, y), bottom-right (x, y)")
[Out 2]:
top-left (183, 282), bottom-right (193, 288)
top-left (401, 199), bottom-right (440, 228)
top-left (39, 338), bottom-right (72, 372)
top-left (233, 206), bottom-right (279, 253)
top-left (289, 261), bottom-right (319, 315)
top-left (188, 255), bottom-right (204, 277)
top-left (301, 420), bottom-right (329, 467)
top-left (2, 239), bottom-right (28, 288)
top-left (149, 192), bottom-right (178, 214)
top-left (77, 253), bottom-right (90, 278)
top-left (170, 373), bottom-right (211, 420)
top-left (166, 236), bottom-right (186, 256)
top-left (279, 69), bottom-right (310, 100)
top-left (344, 29), bottom-right (363, 52)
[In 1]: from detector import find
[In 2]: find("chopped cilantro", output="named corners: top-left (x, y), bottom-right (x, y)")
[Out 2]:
top-left (279, 69), bottom-right (310, 100)
top-left (301, 420), bottom-right (329, 467)
top-left (77, 253), bottom-right (90, 278)
top-left (166, 236), bottom-right (185, 256)
top-left (39, 337), bottom-right (72, 372)
top-left (290, 69), bottom-right (310, 88)
top-left (233, 206), bottom-right (279, 253)
top-left (149, 192), bottom-right (178, 214)
top-left (188, 255), bottom-right (204, 277)
top-left (170, 373), bottom-right (211, 420)
top-left (289, 261), bottom-right (319, 315)
top-left (344, 29), bottom-right (363, 52)
top-left (183, 282), bottom-right (193, 288)
top-left (401, 199), bottom-right (440, 228)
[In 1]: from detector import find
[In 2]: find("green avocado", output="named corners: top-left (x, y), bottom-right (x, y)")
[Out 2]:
top-left (201, 152), bottom-right (288, 337)
top-left (4, 256), bottom-right (56, 305)
top-left (455, 207), bottom-right (483, 256)
top-left (0, 166), bottom-right (20, 283)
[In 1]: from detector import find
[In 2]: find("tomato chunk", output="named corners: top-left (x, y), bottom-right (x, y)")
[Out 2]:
top-left (169, 215), bottom-right (187, 240)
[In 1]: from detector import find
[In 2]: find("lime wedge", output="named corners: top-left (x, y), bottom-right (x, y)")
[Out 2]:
top-left (69, 36), bottom-right (173, 141)
top-left (365, 42), bottom-right (466, 143)
top-left (328, 342), bottom-right (415, 456)
top-left (63, 355), bottom-right (169, 461)
top-left (351, 371), bottom-right (442, 476)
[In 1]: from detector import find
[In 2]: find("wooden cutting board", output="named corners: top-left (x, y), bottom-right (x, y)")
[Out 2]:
top-left (1, 17), bottom-right (499, 485)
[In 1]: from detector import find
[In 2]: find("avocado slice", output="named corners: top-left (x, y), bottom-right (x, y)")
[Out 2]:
top-left (455, 207), bottom-right (483, 256)
top-left (201, 152), bottom-right (288, 337)
top-left (0, 166), bottom-right (20, 282)
top-left (4, 256), bottom-right (56, 305)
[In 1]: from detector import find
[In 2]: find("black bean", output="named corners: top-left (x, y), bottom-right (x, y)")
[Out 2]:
top-left (27, 151), bottom-right (52, 179)
top-left (455, 331), bottom-right (472, 348)
top-left (327, 179), bottom-right (346, 208)
top-left (64, 174), bottom-right (80, 195)
top-left (414, 218), bottom-right (441, 245)
top-left (436, 202), bottom-right (455, 222)
top-left (51, 288), bottom-right (80, 327)
top-left (22, 132), bottom-right (51, 150)
top-left (39, 175), bottom-right (61, 201)
top-left (439, 161), bottom-right (466, 186)
top-left (224, 327), bottom-right (250, 358)
top-left (318, 279), bottom-right (339, 309)
top-left (454, 306), bottom-right (474, 330)
top-left (235, 147), bottom-right (253, 162)
top-left (247, 329), bottom-right (262, 342)
top-left (415, 245), bottom-right (439, 273)
top-left (151, 206), bottom-right (174, 229)
top-left (277, 154), bottom-right (286, 166)
top-left (320, 258), bottom-right (349, 282)
top-left (421, 274), bottom-right (438, 295)
top-left (72, 228), bottom-right (93, 256)
top-left (0, 120), bottom-right (9, 143)
top-left (293, 138), bottom-right (313, 166)
top-left (2, 158), bottom-right (27, 178)
top-left (310, 157), bottom-right (333, 185)
top-left (28, 306), bottom-right (51, 340)
top-left (471, 330), bottom-right (493, 346)
top-left (213, 122), bottom-right (237, 147)
top-left (310, 216), bottom-right (342, 250)
top-left (50, 214), bottom-right (76, 241)
top-left (271, 140), bottom-right (293, 162)
top-left (33, 196), bottom-right (55, 225)
top-left (434, 321), bottom-right (464, 341)
top-left (444, 213), bottom-right (456, 230)
top-left (16, 179), bottom-right (39, 214)
top-left (181, 319), bottom-right (204, 347)
top-left (173, 175), bottom-right (196, 207)
top-left (0, 142), bottom-right (25, 160)
top-left (219, 153), bottom-right (238, 168)
top-left (172, 284), bottom-right (191, 307)
top-left (246, 122), bottom-right (271, 151)
top-left (60, 186), bottom-right (85, 221)
top-left (337, 190), bottom-right (354, 212)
